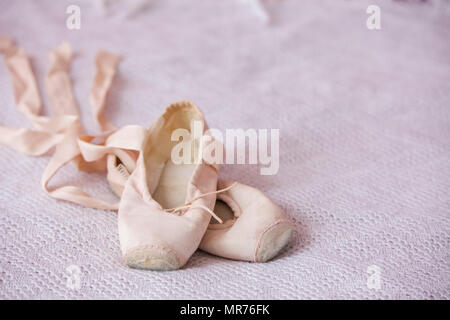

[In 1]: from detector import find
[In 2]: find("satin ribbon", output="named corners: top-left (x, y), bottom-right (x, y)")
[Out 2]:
top-left (0, 36), bottom-right (146, 210)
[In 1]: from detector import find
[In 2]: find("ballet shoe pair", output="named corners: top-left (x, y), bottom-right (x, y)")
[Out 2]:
top-left (107, 101), bottom-right (293, 270)
top-left (0, 38), bottom-right (292, 271)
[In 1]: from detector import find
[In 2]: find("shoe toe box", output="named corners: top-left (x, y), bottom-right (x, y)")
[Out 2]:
top-left (123, 245), bottom-right (182, 271)
top-left (254, 221), bottom-right (293, 263)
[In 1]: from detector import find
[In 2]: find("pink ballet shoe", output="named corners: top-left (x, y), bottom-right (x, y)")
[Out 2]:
top-left (200, 180), bottom-right (293, 262)
top-left (118, 101), bottom-right (220, 270)
top-left (108, 149), bottom-right (293, 264)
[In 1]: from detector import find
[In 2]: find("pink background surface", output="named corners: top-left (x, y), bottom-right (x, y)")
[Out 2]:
top-left (0, 0), bottom-right (449, 299)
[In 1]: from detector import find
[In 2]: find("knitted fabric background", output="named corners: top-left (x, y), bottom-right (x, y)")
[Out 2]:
top-left (0, 0), bottom-right (449, 299)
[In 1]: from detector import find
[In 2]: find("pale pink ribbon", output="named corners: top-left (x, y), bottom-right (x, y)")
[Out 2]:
top-left (0, 36), bottom-right (146, 210)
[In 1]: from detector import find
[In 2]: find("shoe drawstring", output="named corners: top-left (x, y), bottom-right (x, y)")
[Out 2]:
top-left (165, 182), bottom-right (237, 224)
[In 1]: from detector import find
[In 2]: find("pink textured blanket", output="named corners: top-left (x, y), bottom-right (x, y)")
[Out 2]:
top-left (0, 0), bottom-right (449, 299)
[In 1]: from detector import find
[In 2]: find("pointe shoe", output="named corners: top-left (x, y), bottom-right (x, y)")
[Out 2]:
top-left (118, 101), bottom-right (219, 271)
top-left (108, 141), bottom-right (293, 263)
top-left (199, 180), bottom-right (293, 262)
